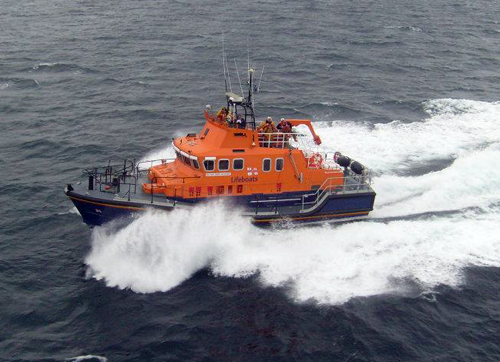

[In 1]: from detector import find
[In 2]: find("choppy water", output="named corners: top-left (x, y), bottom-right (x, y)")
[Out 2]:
top-left (2, 0), bottom-right (500, 361)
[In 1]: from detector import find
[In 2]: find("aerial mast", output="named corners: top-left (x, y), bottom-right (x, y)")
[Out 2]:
top-left (245, 68), bottom-right (256, 129)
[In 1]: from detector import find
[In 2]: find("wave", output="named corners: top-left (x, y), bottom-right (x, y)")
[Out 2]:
top-left (384, 25), bottom-right (423, 33)
top-left (374, 144), bottom-right (500, 218)
top-left (65, 355), bottom-right (107, 362)
top-left (85, 98), bottom-right (500, 305)
top-left (315, 98), bottom-right (500, 174)
top-left (27, 62), bottom-right (98, 74)
top-left (0, 77), bottom-right (40, 90)
top-left (85, 202), bottom-right (500, 304)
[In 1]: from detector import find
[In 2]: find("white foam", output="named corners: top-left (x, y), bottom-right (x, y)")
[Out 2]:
top-left (85, 202), bottom-right (254, 293)
top-left (374, 143), bottom-right (500, 218)
top-left (85, 98), bottom-right (500, 305)
top-left (139, 146), bottom-right (175, 164)
top-left (32, 62), bottom-right (58, 70)
top-left (86, 202), bottom-right (500, 304)
top-left (65, 355), bottom-right (107, 362)
top-left (315, 98), bottom-right (500, 173)
top-left (69, 206), bottom-right (81, 215)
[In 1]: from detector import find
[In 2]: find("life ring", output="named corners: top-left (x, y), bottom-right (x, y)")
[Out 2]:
top-left (308, 153), bottom-right (323, 168)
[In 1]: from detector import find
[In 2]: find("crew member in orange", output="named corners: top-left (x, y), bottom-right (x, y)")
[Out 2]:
top-left (257, 117), bottom-right (278, 147)
top-left (216, 107), bottom-right (230, 124)
top-left (277, 118), bottom-right (297, 147)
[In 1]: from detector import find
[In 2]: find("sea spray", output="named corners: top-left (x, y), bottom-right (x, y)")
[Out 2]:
top-left (315, 98), bottom-right (500, 174)
top-left (86, 201), bottom-right (255, 293)
top-left (86, 98), bottom-right (500, 304)
top-left (86, 203), bottom-right (500, 304)
top-left (373, 143), bottom-right (500, 218)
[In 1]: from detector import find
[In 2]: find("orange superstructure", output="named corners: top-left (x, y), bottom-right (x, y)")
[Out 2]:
top-left (142, 111), bottom-right (344, 201)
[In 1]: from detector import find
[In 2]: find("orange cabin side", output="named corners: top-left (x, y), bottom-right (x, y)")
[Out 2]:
top-left (142, 116), bottom-right (344, 199)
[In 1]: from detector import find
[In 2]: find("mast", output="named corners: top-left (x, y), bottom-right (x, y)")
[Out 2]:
top-left (244, 68), bottom-right (256, 129)
top-left (222, 35), bottom-right (228, 93)
top-left (222, 48), bottom-right (258, 130)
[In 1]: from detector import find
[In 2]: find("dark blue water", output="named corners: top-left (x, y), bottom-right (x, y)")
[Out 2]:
top-left (2, 0), bottom-right (500, 361)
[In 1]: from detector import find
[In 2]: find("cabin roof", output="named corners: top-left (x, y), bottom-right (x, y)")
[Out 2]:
top-left (226, 92), bottom-right (244, 104)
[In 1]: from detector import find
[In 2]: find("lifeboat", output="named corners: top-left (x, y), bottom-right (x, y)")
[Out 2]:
top-left (65, 68), bottom-right (376, 226)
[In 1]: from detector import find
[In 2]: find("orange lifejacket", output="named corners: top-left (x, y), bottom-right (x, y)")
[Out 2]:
top-left (216, 108), bottom-right (231, 124)
top-left (278, 121), bottom-right (292, 133)
top-left (258, 122), bottom-right (277, 133)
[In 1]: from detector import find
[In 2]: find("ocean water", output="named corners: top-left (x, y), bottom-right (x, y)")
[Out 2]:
top-left (2, 0), bottom-right (500, 361)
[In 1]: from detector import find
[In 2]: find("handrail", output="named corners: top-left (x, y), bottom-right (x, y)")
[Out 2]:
top-left (136, 158), bottom-right (176, 173)
top-left (82, 157), bottom-right (373, 212)
top-left (257, 131), bottom-right (303, 149)
top-left (83, 158), bottom-right (174, 197)
top-left (152, 175), bottom-right (202, 183)
top-left (248, 174), bottom-right (369, 216)
top-left (300, 172), bottom-right (373, 212)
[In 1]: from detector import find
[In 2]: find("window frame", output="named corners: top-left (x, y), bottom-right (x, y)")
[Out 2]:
top-left (275, 158), bottom-right (284, 171)
top-left (203, 158), bottom-right (215, 172)
top-left (191, 158), bottom-right (200, 170)
top-left (262, 158), bottom-right (271, 172)
top-left (218, 159), bottom-right (230, 171)
top-left (233, 158), bottom-right (244, 171)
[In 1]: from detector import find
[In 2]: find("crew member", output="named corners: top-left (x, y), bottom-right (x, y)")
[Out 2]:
top-left (277, 118), bottom-right (297, 147)
top-left (257, 117), bottom-right (277, 147)
top-left (235, 114), bottom-right (246, 129)
top-left (216, 107), bottom-right (228, 124)
top-left (217, 107), bottom-right (233, 125)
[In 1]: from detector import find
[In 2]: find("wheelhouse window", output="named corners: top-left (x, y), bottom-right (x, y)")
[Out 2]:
top-left (263, 158), bottom-right (271, 172)
top-left (173, 143), bottom-right (199, 170)
top-left (276, 158), bottom-right (284, 171)
top-left (182, 155), bottom-right (190, 166)
top-left (218, 159), bottom-right (230, 171)
top-left (192, 158), bottom-right (200, 170)
top-left (175, 148), bottom-right (190, 166)
top-left (203, 158), bottom-right (215, 171)
top-left (233, 159), bottom-right (244, 171)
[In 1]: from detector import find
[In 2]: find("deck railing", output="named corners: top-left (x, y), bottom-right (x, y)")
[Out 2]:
top-left (249, 171), bottom-right (373, 216)
top-left (300, 171), bottom-right (373, 212)
top-left (257, 132), bottom-right (344, 170)
top-left (83, 158), bottom-right (177, 202)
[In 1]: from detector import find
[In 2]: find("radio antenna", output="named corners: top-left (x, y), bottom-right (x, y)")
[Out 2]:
top-left (234, 59), bottom-right (244, 95)
top-left (257, 65), bottom-right (265, 92)
top-left (222, 34), bottom-right (228, 93)
top-left (247, 37), bottom-right (250, 82)
top-left (222, 34), bottom-right (232, 93)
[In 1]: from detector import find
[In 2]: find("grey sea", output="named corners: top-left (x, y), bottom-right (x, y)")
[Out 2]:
top-left (2, 0), bottom-right (500, 361)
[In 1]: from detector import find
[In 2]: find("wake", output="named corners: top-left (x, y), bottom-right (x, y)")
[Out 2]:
top-left (85, 98), bottom-right (500, 304)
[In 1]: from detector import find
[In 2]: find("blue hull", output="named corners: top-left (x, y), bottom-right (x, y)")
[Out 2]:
top-left (251, 192), bottom-right (375, 224)
top-left (66, 188), bottom-right (375, 227)
top-left (67, 193), bottom-right (172, 226)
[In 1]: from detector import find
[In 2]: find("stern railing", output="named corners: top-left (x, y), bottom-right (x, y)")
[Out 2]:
top-left (300, 170), bottom-right (373, 212)
top-left (83, 158), bottom-right (177, 203)
top-left (248, 170), bottom-right (373, 216)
